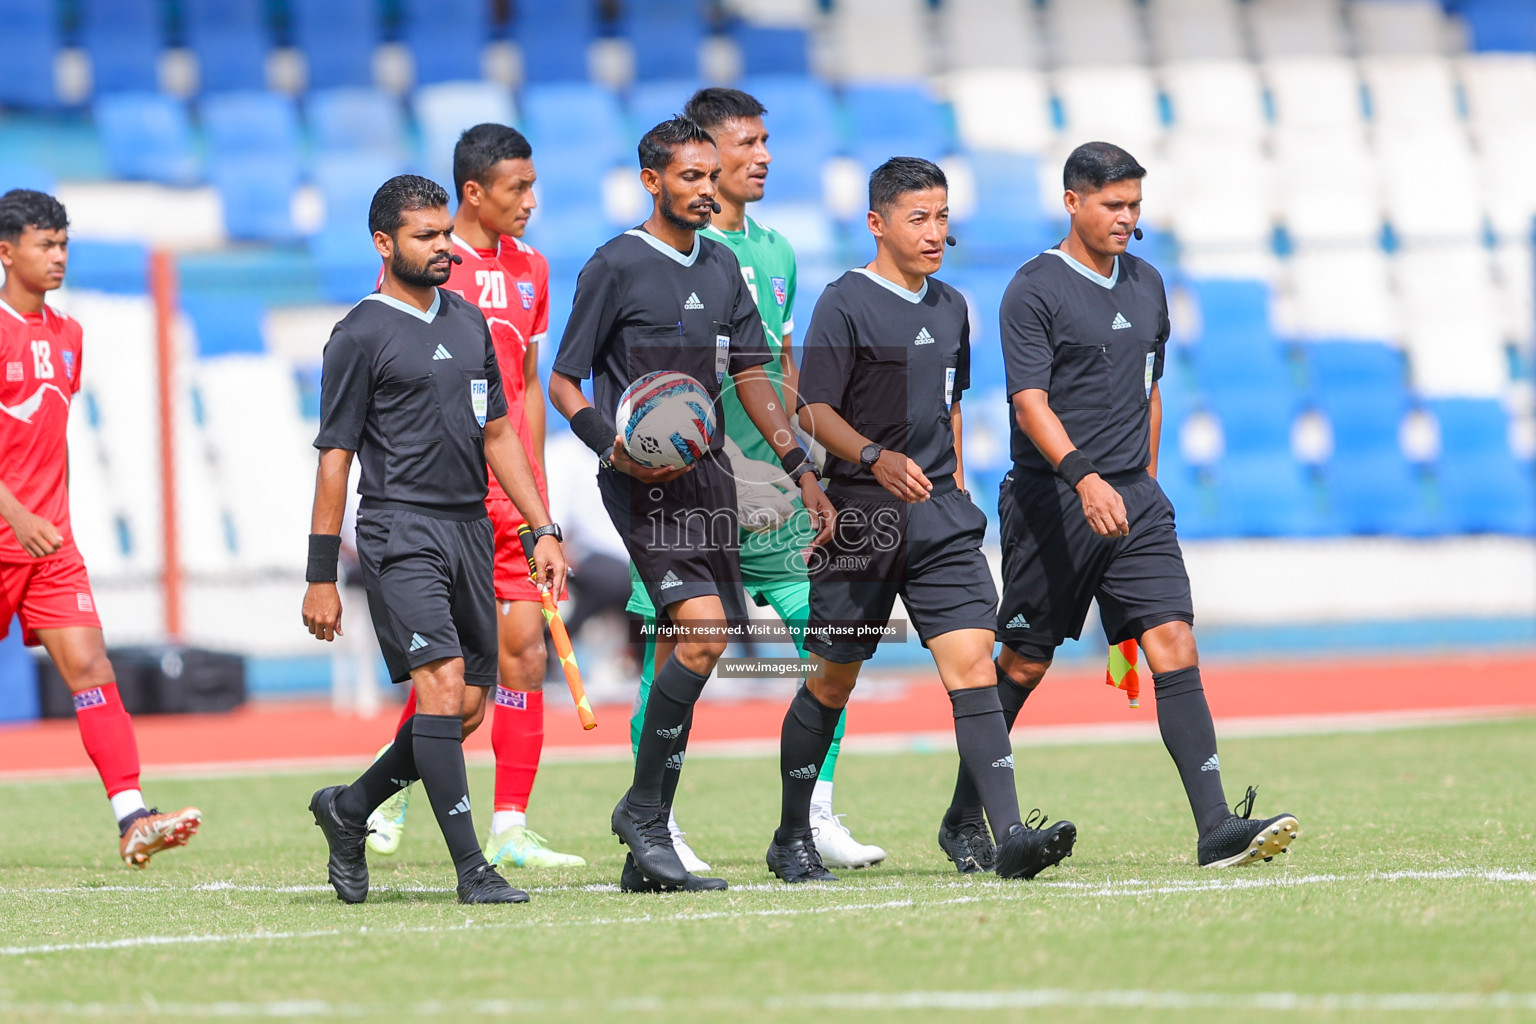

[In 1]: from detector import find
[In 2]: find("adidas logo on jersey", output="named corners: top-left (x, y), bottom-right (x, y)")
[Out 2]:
top-left (408, 633), bottom-right (429, 652)
top-left (1111, 312), bottom-right (1132, 330)
top-left (1200, 754), bottom-right (1221, 773)
top-left (447, 794), bottom-right (471, 815)
top-left (684, 292), bottom-right (704, 310)
top-left (788, 763), bottom-right (819, 780)
top-left (914, 327), bottom-right (935, 345)
top-left (432, 344), bottom-right (454, 359)
top-left (1005, 614), bottom-right (1030, 630)
top-left (659, 570), bottom-right (683, 590)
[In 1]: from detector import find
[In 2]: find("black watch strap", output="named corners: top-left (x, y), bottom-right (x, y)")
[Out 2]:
top-left (859, 443), bottom-right (884, 468)
top-left (531, 522), bottom-right (562, 543)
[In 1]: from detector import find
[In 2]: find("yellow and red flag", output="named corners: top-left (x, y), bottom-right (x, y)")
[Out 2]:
top-left (1106, 639), bottom-right (1140, 708)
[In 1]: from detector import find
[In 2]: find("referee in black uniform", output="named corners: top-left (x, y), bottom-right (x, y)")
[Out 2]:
top-left (301, 175), bottom-right (569, 905)
top-left (775, 158), bottom-right (1077, 884)
top-left (940, 142), bottom-right (1300, 870)
top-left (549, 117), bottom-right (834, 891)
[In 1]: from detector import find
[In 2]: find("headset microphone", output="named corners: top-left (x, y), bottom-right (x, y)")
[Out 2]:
top-left (1132, 227), bottom-right (1143, 241)
top-left (709, 200), bottom-right (722, 213)
top-left (945, 236), bottom-right (956, 247)
top-left (448, 253), bottom-right (464, 264)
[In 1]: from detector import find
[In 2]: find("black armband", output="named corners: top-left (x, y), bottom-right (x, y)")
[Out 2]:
top-left (779, 447), bottom-right (808, 476)
top-left (1055, 449), bottom-right (1099, 489)
top-left (306, 533), bottom-right (342, 583)
top-left (571, 406), bottom-right (615, 457)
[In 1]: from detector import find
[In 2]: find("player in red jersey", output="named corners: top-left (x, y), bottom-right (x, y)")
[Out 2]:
top-left (364, 125), bottom-right (584, 869)
top-left (0, 189), bottom-right (201, 867)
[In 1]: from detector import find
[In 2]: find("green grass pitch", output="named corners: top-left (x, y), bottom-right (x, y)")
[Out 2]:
top-left (2, 718), bottom-right (1534, 1023)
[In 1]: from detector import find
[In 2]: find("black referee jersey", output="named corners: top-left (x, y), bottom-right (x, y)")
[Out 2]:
top-left (1000, 249), bottom-right (1170, 476)
top-left (553, 228), bottom-right (771, 450)
top-left (797, 268), bottom-right (971, 496)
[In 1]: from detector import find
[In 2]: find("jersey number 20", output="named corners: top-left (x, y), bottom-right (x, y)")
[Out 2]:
top-left (476, 270), bottom-right (508, 310)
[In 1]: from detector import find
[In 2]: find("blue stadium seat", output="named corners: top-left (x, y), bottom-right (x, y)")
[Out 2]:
top-left (1319, 391), bottom-right (1405, 460)
top-left (311, 153), bottom-right (405, 302)
top-left (292, 0), bottom-right (380, 90)
top-left (0, 0), bottom-right (60, 108)
top-left (95, 93), bottom-right (200, 184)
top-left (183, 0), bottom-right (270, 93)
top-left (1430, 398), bottom-right (1512, 461)
top-left (731, 25), bottom-right (811, 77)
top-left (951, 268), bottom-right (1013, 386)
top-left (184, 295), bottom-right (267, 356)
top-left (844, 84), bottom-right (950, 168)
top-left (1214, 454), bottom-right (1321, 537)
top-left (524, 208), bottom-right (613, 276)
top-left (403, 0), bottom-right (491, 87)
top-left (622, 7), bottom-right (705, 82)
top-left (961, 151), bottom-right (1054, 260)
top-left (1458, 0), bottom-right (1536, 51)
top-left (412, 82), bottom-right (518, 192)
top-left (66, 240), bottom-right (149, 294)
top-left (212, 155), bottom-right (299, 241)
top-left (1304, 341), bottom-right (1407, 404)
top-left (1156, 448), bottom-right (1220, 540)
top-left (1429, 398), bottom-right (1535, 534)
top-left (1326, 453), bottom-right (1439, 536)
top-left (514, 3), bottom-right (596, 83)
top-left (80, 0), bottom-right (161, 95)
top-left (0, 162), bottom-right (55, 194)
top-left (1209, 386), bottom-right (1296, 459)
top-left (740, 76), bottom-right (839, 165)
top-left (521, 84), bottom-right (626, 166)
top-left (202, 92), bottom-right (301, 163)
top-left (308, 89), bottom-right (406, 159)
top-left (1187, 278), bottom-right (1273, 348)
top-left (529, 149), bottom-right (608, 213)
top-left (628, 80), bottom-right (703, 135)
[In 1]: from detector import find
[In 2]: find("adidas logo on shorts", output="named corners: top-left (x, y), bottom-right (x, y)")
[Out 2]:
top-left (408, 633), bottom-right (429, 652)
top-left (659, 570), bottom-right (683, 590)
top-left (448, 794), bottom-right (471, 815)
top-left (1111, 312), bottom-right (1132, 330)
top-left (914, 327), bottom-right (935, 345)
top-left (1200, 754), bottom-right (1221, 773)
top-left (788, 763), bottom-right (819, 780)
top-left (684, 292), bottom-right (704, 310)
top-left (432, 344), bottom-right (454, 359)
top-left (992, 755), bottom-right (1014, 769)
top-left (1005, 614), bottom-right (1030, 630)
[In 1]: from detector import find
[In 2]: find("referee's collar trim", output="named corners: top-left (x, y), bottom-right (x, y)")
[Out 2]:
top-left (362, 289), bottom-right (442, 323)
top-left (1046, 248), bottom-right (1119, 288)
top-left (852, 267), bottom-right (928, 303)
top-left (626, 228), bottom-right (700, 267)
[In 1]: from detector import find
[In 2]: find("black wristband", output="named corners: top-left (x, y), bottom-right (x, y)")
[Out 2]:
top-left (1055, 449), bottom-right (1099, 489)
top-left (779, 447), bottom-right (808, 476)
top-left (306, 533), bottom-right (342, 583)
top-left (571, 406), bottom-right (614, 457)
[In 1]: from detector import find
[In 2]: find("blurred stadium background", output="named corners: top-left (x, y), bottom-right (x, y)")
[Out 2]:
top-left (1, 0), bottom-right (1533, 724)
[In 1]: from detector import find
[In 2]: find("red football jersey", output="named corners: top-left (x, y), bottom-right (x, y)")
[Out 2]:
top-left (443, 233), bottom-right (551, 498)
top-left (0, 299), bottom-right (84, 563)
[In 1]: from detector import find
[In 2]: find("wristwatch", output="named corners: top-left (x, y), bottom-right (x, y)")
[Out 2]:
top-left (858, 443), bottom-right (885, 468)
top-left (788, 461), bottom-right (819, 485)
top-left (531, 522), bottom-right (563, 543)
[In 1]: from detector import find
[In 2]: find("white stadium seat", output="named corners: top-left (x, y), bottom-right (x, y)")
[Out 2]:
top-left (940, 0), bottom-right (1043, 72)
top-left (1376, 129), bottom-right (1485, 244)
top-left (1396, 245), bottom-right (1507, 397)
top-left (1054, 65), bottom-right (1163, 155)
top-left (1161, 60), bottom-right (1269, 142)
top-left (1046, 0), bottom-right (1146, 67)
top-left (947, 68), bottom-right (1054, 154)
top-left (1158, 137), bottom-right (1276, 250)
top-left (64, 411), bottom-right (128, 581)
top-left (1147, 0), bottom-right (1245, 63)
top-left (1360, 55), bottom-right (1461, 132)
top-left (1351, 0), bottom-right (1450, 56)
top-left (1458, 53), bottom-right (1536, 137)
top-left (826, 0), bottom-right (932, 81)
top-left (1285, 246), bottom-right (1398, 339)
top-left (412, 82), bottom-right (517, 189)
top-left (1247, 0), bottom-right (1349, 58)
top-left (1273, 129), bottom-right (1382, 246)
top-left (1492, 240), bottom-right (1536, 346)
top-left (1264, 56), bottom-right (1366, 131)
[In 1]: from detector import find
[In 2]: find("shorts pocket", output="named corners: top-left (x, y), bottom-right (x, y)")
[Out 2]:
top-left (374, 374), bottom-right (442, 447)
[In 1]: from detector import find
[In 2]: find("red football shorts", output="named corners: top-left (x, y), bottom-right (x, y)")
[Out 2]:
top-left (488, 497), bottom-right (567, 603)
top-left (1, 544), bottom-right (103, 646)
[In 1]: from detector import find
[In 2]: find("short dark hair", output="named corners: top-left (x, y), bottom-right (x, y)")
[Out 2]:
top-left (1063, 141), bottom-right (1146, 194)
top-left (683, 88), bottom-right (767, 132)
top-left (638, 116), bottom-right (715, 173)
top-left (453, 123), bottom-right (533, 201)
top-left (0, 189), bottom-right (68, 243)
top-left (368, 174), bottom-right (450, 236)
top-left (868, 157), bottom-right (948, 215)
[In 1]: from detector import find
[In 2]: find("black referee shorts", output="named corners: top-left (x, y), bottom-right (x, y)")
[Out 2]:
top-left (598, 452), bottom-right (749, 624)
top-left (996, 469), bottom-right (1193, 662)
top-left (354, 506), bottom-right (499, 687)
top-left (805, 483), bottom-right (998, 664)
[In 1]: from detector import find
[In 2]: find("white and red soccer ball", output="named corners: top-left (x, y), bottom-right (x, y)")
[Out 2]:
top-left (615, 370), bottom-right (717, 470)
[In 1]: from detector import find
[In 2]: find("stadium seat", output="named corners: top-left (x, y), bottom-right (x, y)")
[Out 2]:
top-left (521, 83), bottom-right (625, 168)
top-left (1209, 387), bottom-right (1298, 460)
top-left (0, 162), bottom-right (55, 194)
top-left (1457, 0), bottom-right (1536, 52)
top-left (311, 153), bottom-right (406, 302)
top-left (1273, 130), bottom-right (1381, 247)
top-left (622, 5), bottom-right (705, 82)
top-left (947, 69), bottom-right (1054, 156)
top-left (1430, 394), bottom-right (1536, 534)
top-left (95, 93), bottom-right (200, 185)
top-left (80, 0), bottom-right (161, 95)
top-left (1477, 130), bottom-right (1536, 241)
top-left (1319, 389), bottom-right (1408, 460)
top-left (740, 76), bottom-right (840, 163)
top-left (292, 0), bottom-right (380, 90)
top-left (939, 0), bottom-right (1043, 71)
top-left (1213, 454), bottom-right (1322, 537)
top-left (731, 25), bottom-right (812, 77)
top-left (202, 92), bottom-right (301, 164)
top-left (844, 84), bottom-right (951, 169)
top-left (958, 151), bottom-right (1054, 260)
top-left (1147, 0), bottom-right (1246, 62)
top-left (1264, 57), bottom-right (1366, 131)
top-left (1286, 246), bottom-right (1397, 339)
top-left (0, 0), bottom-right (60, 108)
top-left (402, 0), bottom-right (491, 87)
top-left (1248, 0), bottom-right (1349, 58)
top-left (1397, 244), bottom-right (1508, 397)
top-left (1161, 137), bottom-right (1275, 250)
top-left (1325, 452), bottom-right (1437, 535)
top-left (1304, 341), bottom-right (1409, 404)
top-left (211, 156), bottom-right (299, 241)
top-left (514, 2), bottom-right (596, 83)
top-left (1054, 66), bottom-right (1163, 157)
top-left (523, 208), bottom-right (613, 276)
top-left (65, 240), bottom-right (150, 294)
top-left (529, 148), bottom-right (608, 215)
top-left (308, 89), bottom-right (407, 160)
top-left (1378, 130), bottom-right (1485, 244)
top-left (1188, 279), bottom-right (1273, 345)
top-left (184, 295), bottom-right (267, 356)
top-left (1492, 240), bottom-right (1534, 344)
top-left (1352, 0), bottom-right (1449, 55)
top-left (1459, 52), bottom-right (1536, 135)
top-left (1162, 60), bottom-right (1269, 142)
top-left (1048, 0), bottom-right (1146, 66)
top-left (628, 80), bottom-right (703, 136)
top-left (826, 0), bottom-right (932, 81)
top-left (412, 82), bottom-right (518, 191)
top-left (183, 0), bottom-right (270, 93)
top-left (750, 203), bottom-right (840, 261)
top-left (1361, 56), bottom-right (1461, 130)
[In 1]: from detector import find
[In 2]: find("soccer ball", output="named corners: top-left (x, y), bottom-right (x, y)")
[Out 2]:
top-left (615, 370), bottom-right (718, 470)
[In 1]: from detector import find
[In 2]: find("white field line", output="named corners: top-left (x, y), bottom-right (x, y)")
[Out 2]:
top-left (3, 704), bottom-right (1530, 785)
top-left (2, 867), bottom-right (1533, 958)
top-left (1, 989), bottom-right (1534, 1016)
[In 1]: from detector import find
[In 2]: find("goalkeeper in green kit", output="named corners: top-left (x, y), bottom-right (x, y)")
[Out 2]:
top-left (626, 88), bottom-right (886, 871)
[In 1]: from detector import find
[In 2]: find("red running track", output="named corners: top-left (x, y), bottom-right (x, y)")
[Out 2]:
top-left (2, 652), bottom-right (1533, 780)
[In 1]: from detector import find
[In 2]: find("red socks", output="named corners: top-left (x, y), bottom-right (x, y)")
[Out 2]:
top-left (492, 687), bottom-right (542, 812)
top-left (73, 683), bottom-right (142, 798)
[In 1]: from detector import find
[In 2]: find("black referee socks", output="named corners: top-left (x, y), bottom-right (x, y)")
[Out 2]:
top-left (630, 655), bottom-right (709, 809)
top-left (337, 714), bottom-right (418, 822)
top-left (950, 685), bottom-right (1023, 841)
top-left (1152, 667), bottom-right (1229, 836)
top-left (946, 661), bottom-right (1033, 826)
top-left (413, 712), bottom-right (486, 881)
top-left (776, 684), bottom-right (844, 840)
